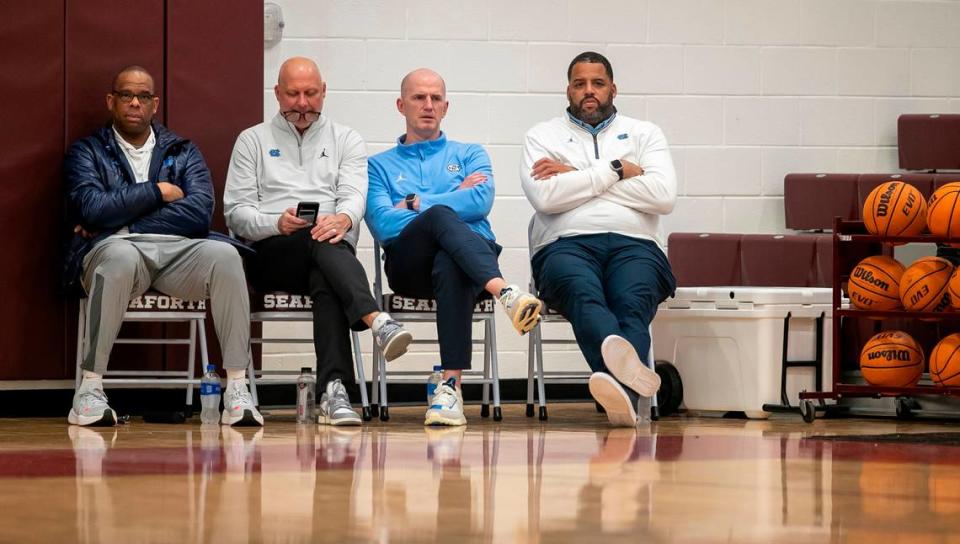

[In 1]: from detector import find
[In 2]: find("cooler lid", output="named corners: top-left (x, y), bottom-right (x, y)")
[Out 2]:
top-left (663, 286), bottom-right (832, 310)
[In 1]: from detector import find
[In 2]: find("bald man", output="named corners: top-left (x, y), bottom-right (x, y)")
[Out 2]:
top-left (224, 57), bottom-right (412, 426)
top-left (64, 66), bottom-right (261, 427)
top-left (365, 69), bottom-right (543, 427)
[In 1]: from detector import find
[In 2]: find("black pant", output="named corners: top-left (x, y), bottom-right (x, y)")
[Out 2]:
top-left (250, 229), bottom-right (379, 389)
top-left (384, 206), bottom-right (502, 370)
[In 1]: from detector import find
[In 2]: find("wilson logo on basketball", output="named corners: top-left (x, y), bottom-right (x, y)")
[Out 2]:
top-left (875, 183), bottom-right (898, 217)
top-left (866, 349), bottom-right (912, 362)
top-left (852, 267), bottom-right (890, 291)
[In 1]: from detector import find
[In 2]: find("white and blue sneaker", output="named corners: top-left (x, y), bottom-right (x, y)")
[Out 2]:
top-left (424, 377), bottom-right (466, 426)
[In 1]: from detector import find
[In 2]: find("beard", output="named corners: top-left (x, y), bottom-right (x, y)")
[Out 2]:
top-left (568, 95), bottom-right (616, 126)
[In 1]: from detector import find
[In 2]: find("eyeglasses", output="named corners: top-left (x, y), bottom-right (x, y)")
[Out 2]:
top-left (112, 91), bottom-right (156, 104)
top-left (282, 110), bottom-right (321, 123)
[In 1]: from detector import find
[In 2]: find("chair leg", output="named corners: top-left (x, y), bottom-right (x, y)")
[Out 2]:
top-left (352, 331), bottom-right (371, 422)
top-left (488, 318), bottom-right (502, 422)
top-left (526, 326), bottom-right (536, 417)
top-left (535, 325), bottom-right (548, 420)
top-left (481, 319), bottom-right (491, 418)
top-left (378, 346), bottom-right (389, 422)
top-left (371, 345), bottom-right (381, 417)
top-left (647, 324), bottom-right (658, 420)
top-left (186, 319), bottom-right (197, 410)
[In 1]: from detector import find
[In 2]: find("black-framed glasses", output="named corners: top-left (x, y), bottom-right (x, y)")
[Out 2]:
top-left (282, 110), bottom-right (320, 123)
top-left (112, 90), bottom-right (156, 103)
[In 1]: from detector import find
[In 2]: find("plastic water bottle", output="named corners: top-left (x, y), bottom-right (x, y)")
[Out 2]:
top-left (296, 367), bottom-right (316, 423)
top-left (426, 365), bottom-right (443, 404)
top-left (199, 365), bottom-right (222, 425)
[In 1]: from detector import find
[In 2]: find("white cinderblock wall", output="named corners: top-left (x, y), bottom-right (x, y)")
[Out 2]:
top-left (260, 0), bottom-right (960, 380)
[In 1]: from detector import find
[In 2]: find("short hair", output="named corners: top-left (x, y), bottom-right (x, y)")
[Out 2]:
top-left (112, 65), bottom-right (153, 90)
top-left (567, 51), bottom-right (614, 82)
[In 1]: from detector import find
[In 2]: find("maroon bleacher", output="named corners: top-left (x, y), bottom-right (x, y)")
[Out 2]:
top-left (784, 174), bottom-right (859, 230)
top-left (739, 234), bottom-right (819, 287)
top-left (898, 114), bottom-right (960, 171)
top-left (667, 233), bottom-right (741, 287)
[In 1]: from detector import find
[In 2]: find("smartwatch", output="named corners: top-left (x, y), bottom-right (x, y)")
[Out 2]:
top-left (405, 193), bottom-right (417, 211)
top-left (610, 159), bottom-right (624, 180)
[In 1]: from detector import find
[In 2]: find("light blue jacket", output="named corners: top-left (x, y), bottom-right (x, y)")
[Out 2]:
top-left (365, 132), bottom-right (495, 245)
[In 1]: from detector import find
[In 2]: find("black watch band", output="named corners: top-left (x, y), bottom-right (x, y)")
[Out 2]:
top-left (405, 193), bottom-right (416, 211)
top-left (610, 160), bottom-right (624, 181)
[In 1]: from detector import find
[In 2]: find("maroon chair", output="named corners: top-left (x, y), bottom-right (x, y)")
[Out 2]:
top-left (898, 114), bottom-right (960, 171)
top-left (857, 173), bottom-right (935, 212)
top-left (740, 234), bottom-right (818, 287)
top-left (667, 233), bottom-right (741, 287)
top-left (784, 174), bottom-right (860, 230)
top-left (934, 173), bottom-right (960, 189)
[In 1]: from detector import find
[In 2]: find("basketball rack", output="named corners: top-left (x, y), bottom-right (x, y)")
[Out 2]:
top-left (799, 218), bottom-right (960, 422)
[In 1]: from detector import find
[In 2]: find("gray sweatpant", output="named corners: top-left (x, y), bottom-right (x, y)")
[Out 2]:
top-left (80, 236), bottom-right (251, 374)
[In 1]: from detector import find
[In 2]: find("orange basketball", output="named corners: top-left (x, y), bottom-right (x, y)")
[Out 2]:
top-left (948, 268), bottom-right (960, 310)
top-left (859, 330), bottom-right (924, 387)
top-left (927, 183), bottom-right (960, 238)
top-left (899, 256), bottom-right (952, 312)
top-left (848, 256), bottom-right (905, 310)
top-left (929, 333), bottom-right (960, 387)
top-left (863, 181), bottom-right (927, 237)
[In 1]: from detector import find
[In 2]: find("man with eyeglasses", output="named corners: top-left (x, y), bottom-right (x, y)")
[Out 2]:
top-left (64, 65), bottom-right (263, 427)
top-left (224, 57), bottom-right (412, 427)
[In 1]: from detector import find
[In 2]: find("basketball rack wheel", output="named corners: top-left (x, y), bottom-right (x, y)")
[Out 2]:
top-left (655, 360), bottom-right (683, 417)
top-left (895, 396), bottom-right (920, 419)
top-left (800, 399), bottom-right (817, 423)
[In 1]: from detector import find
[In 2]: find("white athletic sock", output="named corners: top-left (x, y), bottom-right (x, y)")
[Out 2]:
top-left (82, 370), bottom-right (102, 381)
top-left (371, 312), bottom-right (392, 333)
top-left (226, 369), bottom-right (245, 383)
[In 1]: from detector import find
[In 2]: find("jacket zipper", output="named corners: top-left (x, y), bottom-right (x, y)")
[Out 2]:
top-left (592, 134), bottom-right (599, 159)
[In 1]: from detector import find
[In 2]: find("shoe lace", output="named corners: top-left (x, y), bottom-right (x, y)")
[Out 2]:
top-left (228, 381), bottom-right (252, 404)
top-left (328, 380), bottom-right (352, 413)
top-left (431, 384), bottom-right (458, 408)
top-left (377, 320), bottom-right (400, 343)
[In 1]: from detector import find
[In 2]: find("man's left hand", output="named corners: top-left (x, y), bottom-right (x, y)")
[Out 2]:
top-left (73, 224), bottom-right (97, 239)
top-left (531, 158), bottom-right (576, 180)
top-left (619, 159), bottom-right (644, 179)
top-left (311, 213), bottom-right (352, 244)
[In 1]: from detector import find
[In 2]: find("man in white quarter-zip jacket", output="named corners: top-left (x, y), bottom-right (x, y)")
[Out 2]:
top-left (521, 52), bottom-right (678, 428)
top-left (224, 57), bottom-right (412, 426)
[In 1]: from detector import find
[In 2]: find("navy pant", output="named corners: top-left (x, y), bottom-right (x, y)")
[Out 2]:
top-left (384, 206), bottom-right (502, 370)
top-left (532, 233), bottom-right (675, 372)
top-left (250, 229), bottom-right (379, 389)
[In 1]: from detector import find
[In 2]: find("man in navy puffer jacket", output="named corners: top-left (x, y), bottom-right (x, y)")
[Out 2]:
top-left (63, 66), bottom-right (261, 427)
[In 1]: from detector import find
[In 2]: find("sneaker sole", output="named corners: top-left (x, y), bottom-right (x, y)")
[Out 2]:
top-left (68, 408), bottom-right (117, 427)
top-left (589, 373), bottom-right (637, 427)
top-left (424, 412), bottom-right (467, 426)
top-left (601, 335), bottom-right (661, 398)
top-left (510, 297), bottom-right (543, 335)
top-left (221, 409), bottom-right (264, 427)
top-left (382, 329), bottom-right (413, 362)
top-left (318, 414), bottom-right (362, 426)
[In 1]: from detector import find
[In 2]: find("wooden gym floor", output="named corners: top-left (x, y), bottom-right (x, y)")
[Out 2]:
top-left (1, 403), bottom-right (959, 543)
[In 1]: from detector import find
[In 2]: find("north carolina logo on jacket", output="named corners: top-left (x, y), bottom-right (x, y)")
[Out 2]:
top-left (446, 163), bottom-right (461, 173)
top-left (269, 149), bottom-right (281, 157)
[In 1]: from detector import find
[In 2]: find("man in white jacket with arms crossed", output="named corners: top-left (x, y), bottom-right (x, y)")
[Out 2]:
top-left (521, 52), bottom-right (677, 427)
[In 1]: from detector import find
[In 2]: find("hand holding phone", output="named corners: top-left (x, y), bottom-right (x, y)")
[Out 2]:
top-left (295, 201), bottom-right (320, 225)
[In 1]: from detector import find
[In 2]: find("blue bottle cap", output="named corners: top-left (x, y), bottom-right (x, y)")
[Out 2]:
top-left (433, 365), bottom-right (442, 371)
top-left (206, 364), bottom-right (216, 372)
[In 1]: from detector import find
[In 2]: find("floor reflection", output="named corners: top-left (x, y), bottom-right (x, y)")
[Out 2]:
top-left (1, 407), bottom-right (960, 542)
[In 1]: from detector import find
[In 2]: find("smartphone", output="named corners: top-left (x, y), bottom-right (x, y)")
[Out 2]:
top-left (295, 201), bottom-right (320, 225)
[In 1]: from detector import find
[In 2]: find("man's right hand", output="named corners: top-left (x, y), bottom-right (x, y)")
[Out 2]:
top-left (457, 172), bottom-right (487, 190)
top-left (157, 182), bottom-right (184, 203)
top-left (278, 207), bottom-right (311, 235)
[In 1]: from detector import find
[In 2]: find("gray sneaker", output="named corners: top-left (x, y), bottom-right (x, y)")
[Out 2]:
top-left (68, 381), bottom-right (117, 427)
top-left (499, 285), bottom-right (543, 335)
top-left (221, 380), bottom-right (264, 427)
top-left (375, 318), bottom-right (413, 362)
top-left (318, 379), bottom-right (362, 426)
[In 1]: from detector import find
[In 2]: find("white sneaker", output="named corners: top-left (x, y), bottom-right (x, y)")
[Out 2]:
top-left (221, 380), bottom-right (264, 427)
top-left (318, 378), bottom-right (362, 426)
top-left (424, 377), bottom-right (467, 426)
top-left (601, 335), bottom-right (661, 398)
top-left (498, 285), bottom-right (543, 335)
top-left (68, 380), bottom-right (117, 427)
top-left (589, 372), bottom-right (639, 428)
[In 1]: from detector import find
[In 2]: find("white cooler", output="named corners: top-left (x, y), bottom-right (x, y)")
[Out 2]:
top-left (652, 287), bottom-right (833, 419)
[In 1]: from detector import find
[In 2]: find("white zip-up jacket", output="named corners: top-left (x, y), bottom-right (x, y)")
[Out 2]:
top-left (520, 112), bottom-right (677, 255)
top-left (224, 113), bottom-right (367, 246)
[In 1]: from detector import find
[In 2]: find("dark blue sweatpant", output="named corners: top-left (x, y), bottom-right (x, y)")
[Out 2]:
top-left (532, 233), bottom-right (675, 372)
top-left (384, 206), bottom-right (502, 370)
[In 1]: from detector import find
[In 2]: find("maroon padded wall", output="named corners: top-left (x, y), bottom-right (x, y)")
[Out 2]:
top-left (0, 4), bottom-right (66, 379)
top-left (166, 0), bottom-right (263, 234)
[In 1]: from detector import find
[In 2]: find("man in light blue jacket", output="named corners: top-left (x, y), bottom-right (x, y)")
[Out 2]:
top-left (365, 68), bottom-right (542, 427)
